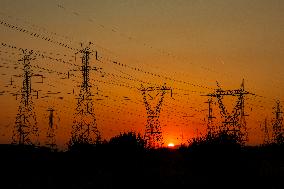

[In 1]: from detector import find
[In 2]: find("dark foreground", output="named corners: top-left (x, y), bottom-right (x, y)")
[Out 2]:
top-left (0, 144), bottom-right (283, 189)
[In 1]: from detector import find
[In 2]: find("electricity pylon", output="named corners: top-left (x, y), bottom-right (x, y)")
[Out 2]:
top-left (205, 97), bottom-right (216, 139)
top-left (70, 43), bottom-right (101, 145)
top-left (261, 118), bottom-right (270, 145)
top-left (140, 84), bottom-right (172, 149)
top-left (204, 80), bottom-right (253, 145)
top-left (12, 50), bottom-right (42, 145)
top-left (272, 100), bottom-right (283, 144)
top-left (45, 107), bottom-right (57, 150)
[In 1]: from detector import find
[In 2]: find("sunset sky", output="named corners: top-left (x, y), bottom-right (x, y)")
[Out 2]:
top-left (0, 0), bottom-right (283, 149)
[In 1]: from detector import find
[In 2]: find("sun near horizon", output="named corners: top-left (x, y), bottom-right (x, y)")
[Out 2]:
top-left (167, 143), bottom-right (175, 148)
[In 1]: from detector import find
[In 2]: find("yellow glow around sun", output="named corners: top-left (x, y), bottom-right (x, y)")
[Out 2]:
top-left (168, 143), bottom-right (175, 147)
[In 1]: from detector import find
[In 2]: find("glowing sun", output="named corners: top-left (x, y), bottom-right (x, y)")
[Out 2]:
top-left (168, 143), bottom-right (175, 147)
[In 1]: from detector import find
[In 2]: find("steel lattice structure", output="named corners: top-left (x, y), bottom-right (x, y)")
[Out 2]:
top-left (12, 50), bottom-right (42, 145)
top-left (140, 84), bottom-right (172, 149)
top-left (205, 97), bottom-right (216, 139)
top-left (272, 100), bottom-right (283, 144)
top-left (262, 118), bottom-right (270, 145)
top-left (70, 43), bottom-right (101, 145)
top-left (45, 107), bottom-right (57, 150)
top-left (204, 80), bottom-right (253, 144)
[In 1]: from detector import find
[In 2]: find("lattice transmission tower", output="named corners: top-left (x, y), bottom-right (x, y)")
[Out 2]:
top-left (70, 43), bottom-right (101, 145)
top-left (205, 97), bottom-right (216, 139)
top-left (261, 118), bottom-right (270, 145)
top-left (45, 107), bottom-right (58, 150)
top-left (140, 84), bottom-right (172, 149)
top-left (272, 100), bottom-right (283, 144)
top-left (204, 80), bottom-right (253, 144)
top-left (12, 50), bottom-right (43, 145)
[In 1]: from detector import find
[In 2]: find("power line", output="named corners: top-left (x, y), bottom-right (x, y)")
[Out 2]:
top-left (0, 19), bottom-right (78, 51)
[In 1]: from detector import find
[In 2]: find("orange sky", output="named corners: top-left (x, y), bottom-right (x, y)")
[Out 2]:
top-left (0, 0), bottom-right (283, 149)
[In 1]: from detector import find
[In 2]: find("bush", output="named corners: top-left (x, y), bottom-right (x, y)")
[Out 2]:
top-left (108, 132), bottom-right (145, 152)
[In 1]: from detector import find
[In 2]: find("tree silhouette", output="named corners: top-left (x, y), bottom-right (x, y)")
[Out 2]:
top-left (109, 131), bottom-right (145, 152)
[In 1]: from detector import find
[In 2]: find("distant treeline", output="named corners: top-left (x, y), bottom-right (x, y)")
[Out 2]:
top-left (0, 131), bottom-right (283, 189)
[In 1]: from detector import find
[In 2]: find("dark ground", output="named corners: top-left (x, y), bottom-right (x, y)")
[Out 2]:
top-left (0, 144), bottom-right (283, 189)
